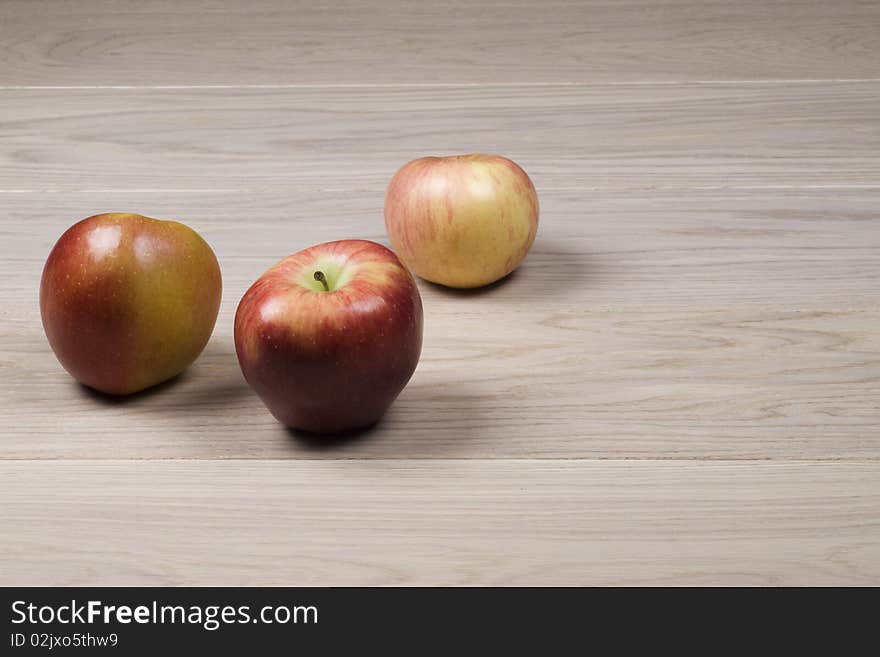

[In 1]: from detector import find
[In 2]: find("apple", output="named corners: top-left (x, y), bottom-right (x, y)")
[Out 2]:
top-left (384, 153), bottom-right (539, 288)
top-left (40, 213), bottom-right (222, 395)
top-left (234, 239), bottom-right (423, 433)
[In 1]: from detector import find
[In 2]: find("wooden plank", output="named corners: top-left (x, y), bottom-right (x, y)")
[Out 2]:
top-left (1, 0), bottom-right (878, 590)
top-left (1, 83), bottom-right (878, 191)
top-left (3, 190), bottom-right (878, 460)
top-left (2, 460), bottom-right (878, 585)
top-left (2, 0), bottom-right (879, 86)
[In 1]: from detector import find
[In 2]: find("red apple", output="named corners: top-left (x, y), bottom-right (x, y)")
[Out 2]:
top-left (234, 239), bottom-right (423, 433)
top-left (40, 213), bottom-right (222, 395)
top-left (385, 153), bottom-right (539, 288)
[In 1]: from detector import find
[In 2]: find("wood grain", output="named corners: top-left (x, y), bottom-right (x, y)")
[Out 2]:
top-left (2, 460), bottom-right (878, 585)
top-left (2, 190), bottom-right (877, 460)
top-left (1, 82), bottom-right (879, 192)
top-left (3, 0), bottom-right (879, 586)
top-left (2, 0), bottom-right (879, 86)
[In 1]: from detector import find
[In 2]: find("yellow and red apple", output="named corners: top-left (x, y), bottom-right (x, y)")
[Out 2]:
top-left (40, 213), bottom-right (222, 395)
top-left (384, 153), bottom-right (539, 288)
top-left (234, 239), bottom-right (423, 433)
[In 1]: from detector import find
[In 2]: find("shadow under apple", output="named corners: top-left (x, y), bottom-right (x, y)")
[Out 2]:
top-left (284, 376), bottom-right (486, 456)
top-left (417, 237), bottom-right (591, 301)
top-left (74, 339), bottom-right (252, 413)
top-left (286, 419), bottom-right (383, 451)
top-left (419, 267), bottom-right (521, 298)
top-left (77, 371), bottom-right (189, 406)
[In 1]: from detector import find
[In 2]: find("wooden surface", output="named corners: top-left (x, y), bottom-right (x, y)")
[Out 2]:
top-left (3, 461), bottom-right (879, 586)
top-left (1, 0), bottom-right (878, 585)
top-left (2, 0), bottom-right (879, 85)
top-left (2, 83), bottom-right (879, 191)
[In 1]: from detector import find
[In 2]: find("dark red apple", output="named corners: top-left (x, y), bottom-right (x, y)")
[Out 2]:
top-left (234, 239), bottom-right (423, 433)
top-left (40, 213), bottom-right (222, 395)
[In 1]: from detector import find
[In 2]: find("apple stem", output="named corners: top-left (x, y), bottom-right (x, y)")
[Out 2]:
top-left (314, 271), bottom-right (330, 291)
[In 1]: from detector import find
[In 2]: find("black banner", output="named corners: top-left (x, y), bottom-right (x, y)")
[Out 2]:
top-left (1, 588), bottom-right (874, 653)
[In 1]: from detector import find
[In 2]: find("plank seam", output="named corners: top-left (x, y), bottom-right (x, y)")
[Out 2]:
top-left (1, 457), bottom-right (878, 463)
top-left (2, 79), bottom-right (880, 90)
top-left (2, 185), bottom-right (880, 194)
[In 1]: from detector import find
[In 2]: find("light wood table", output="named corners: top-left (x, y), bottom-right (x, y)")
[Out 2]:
top-left (2, 0), bottom-right (878, 585)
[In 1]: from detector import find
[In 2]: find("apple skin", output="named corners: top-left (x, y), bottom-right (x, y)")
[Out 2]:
top-left (234, 239), bottom-right (423, 434)
top-left (40, 213), bottom-right (222, 395)
top-left (384, 153), bottom-right (539, 288)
